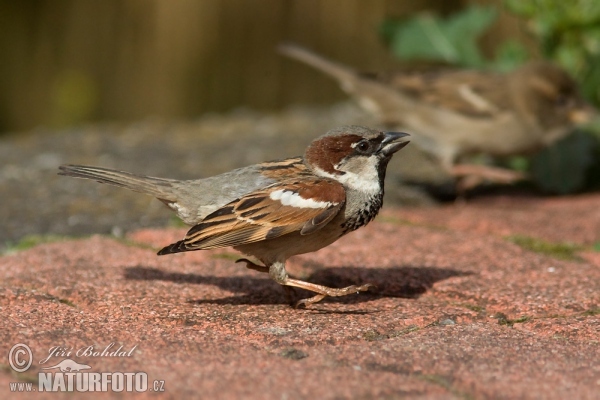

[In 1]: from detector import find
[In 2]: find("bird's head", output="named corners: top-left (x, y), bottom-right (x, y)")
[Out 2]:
top-left (304, 125), bottom-right (410, 192)
top-left (514, 62), bottom-right (596, 139)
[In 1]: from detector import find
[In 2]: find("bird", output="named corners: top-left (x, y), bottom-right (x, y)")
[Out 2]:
top-left (58, 125), bottom-right (410, 307)
top-left (279, 44), bottom-right (595, 188)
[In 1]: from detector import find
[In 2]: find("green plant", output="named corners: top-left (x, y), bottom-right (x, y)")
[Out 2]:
top-left (506, 235), bottom-right (583, 261)
top-left (506, 0), bottom-right (600, 106)
top-left (380, 6), bottom-right (499, 69)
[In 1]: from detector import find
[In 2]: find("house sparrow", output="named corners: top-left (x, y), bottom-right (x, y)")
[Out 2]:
top-left (279, 44), bottom-right (595, 187)
top-left (58, 126), bottom-right (410, 307)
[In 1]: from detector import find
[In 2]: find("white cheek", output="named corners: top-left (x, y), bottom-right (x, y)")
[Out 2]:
top-left (313, 156), bottom-right (381, 194)
top-left (270, 189), bottom-right (332, 209)
top-left (337, 171), bottom-right (380, 193)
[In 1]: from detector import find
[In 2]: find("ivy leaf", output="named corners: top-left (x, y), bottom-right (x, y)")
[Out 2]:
top-left (382, 7), bottom-right (498, 68)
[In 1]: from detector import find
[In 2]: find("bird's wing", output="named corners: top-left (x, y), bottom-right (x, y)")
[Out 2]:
top-left (158, 178), bottom-right (346, 254)
top-left (381, 69), bottom-right (508, 117)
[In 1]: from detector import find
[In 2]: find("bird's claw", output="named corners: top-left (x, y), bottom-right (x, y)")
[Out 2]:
top-left (235, 258), bottom-right (269, 273)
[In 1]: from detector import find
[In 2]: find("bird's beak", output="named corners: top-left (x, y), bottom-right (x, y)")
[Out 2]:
top-left (380, 131), bottom-right (410, 156)
top-left (569, 103), bottom-right (597, 124)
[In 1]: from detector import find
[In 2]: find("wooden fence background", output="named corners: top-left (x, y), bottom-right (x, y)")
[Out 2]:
top-left (0, 0), bottom-right (526, 132)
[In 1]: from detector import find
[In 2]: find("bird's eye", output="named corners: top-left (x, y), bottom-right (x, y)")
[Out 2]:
top-left (355, 140), bottom-right (371, 153)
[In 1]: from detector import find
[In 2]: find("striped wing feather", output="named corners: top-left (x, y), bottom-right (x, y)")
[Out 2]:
top-left (158, 179), bottom-right (345, 254)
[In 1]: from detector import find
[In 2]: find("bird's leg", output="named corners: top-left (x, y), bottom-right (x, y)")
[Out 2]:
top-left (455, 174), bottom-right (484, 200)
top-left (236, 258), bottom-right (296, 304)
top-left (268, 261), bottom-right (374, 308)
top-left (451, 164), bottom-right (528, 189)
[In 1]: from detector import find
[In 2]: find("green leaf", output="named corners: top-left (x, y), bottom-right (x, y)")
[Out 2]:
top-left (580, 54), bottom-right (600, 106)
top-left (388, 15), bottom-right (460, 64)
top-left (505, 0), bottom-right (537, 17)
top-left (506, 156), bottom-right (530, 172)
top-left (383, 6), bottom-right (498, 68)
top-left (554, 43), bottom-right (586, 75)
top-left (494, 40), bottom-right (531, 72)
top-left (444, 6), bottom-right (499, 67)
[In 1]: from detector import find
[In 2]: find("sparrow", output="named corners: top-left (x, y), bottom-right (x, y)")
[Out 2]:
top-left (279, 44), bottom-right (595, 187)
top-left (58, 125), bottom-right (410, 307)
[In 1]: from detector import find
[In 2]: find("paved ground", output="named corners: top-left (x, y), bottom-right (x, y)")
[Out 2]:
top-left (1, 193), bottom-right (598, 399)
top-left (1, 105), bottom-right (598, 398)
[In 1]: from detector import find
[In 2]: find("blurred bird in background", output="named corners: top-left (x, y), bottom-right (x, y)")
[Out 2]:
top-left (279, 44), bottom-right (596, 190)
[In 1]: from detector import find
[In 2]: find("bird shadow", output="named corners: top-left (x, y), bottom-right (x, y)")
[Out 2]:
top-left (123, 262), bottom-right (471, 307)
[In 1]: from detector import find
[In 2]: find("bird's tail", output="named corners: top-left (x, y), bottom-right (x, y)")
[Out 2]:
top-left (278, 43), bottom-right (357, 87)
top-left (58, 164), bottom-right (178, 202)
top-left (279, 43), bottom-right (413, 126)
top-left (157, 239), bottom-right (187, 255)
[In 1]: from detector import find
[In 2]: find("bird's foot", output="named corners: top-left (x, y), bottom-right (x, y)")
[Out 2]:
top-left (237, 259), bottom-right (374, 307)
top-left (451, 164), bottom-right (527, 191)
top-left (285, 279), bottom-right (375, 308)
